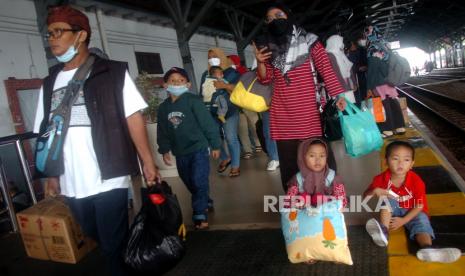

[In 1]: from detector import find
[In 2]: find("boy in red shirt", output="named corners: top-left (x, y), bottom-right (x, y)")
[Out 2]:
top-left (363, 141), bottom-right (461, 263)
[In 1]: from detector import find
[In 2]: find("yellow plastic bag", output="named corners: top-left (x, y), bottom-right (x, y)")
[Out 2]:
top-left (230, 78), bottom-right (269, 112)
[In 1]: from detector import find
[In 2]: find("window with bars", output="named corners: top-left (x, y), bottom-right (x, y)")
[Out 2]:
top-left (135, 52), bottom-right (164, 74)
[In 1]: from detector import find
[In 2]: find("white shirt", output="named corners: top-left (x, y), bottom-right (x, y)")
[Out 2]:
top-left (34, 69), bottom-right (147, 198)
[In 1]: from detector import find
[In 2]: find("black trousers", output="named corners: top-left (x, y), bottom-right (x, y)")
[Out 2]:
top-left (378, 97), bottom-right (405, 132)
top-left (276, 138), bottom-right (337, 192)
top-left (67, 188), bottom-right (128, 276)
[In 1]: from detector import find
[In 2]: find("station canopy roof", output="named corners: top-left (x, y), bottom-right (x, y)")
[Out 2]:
top-left (90, 0), bottom-right (465, 51)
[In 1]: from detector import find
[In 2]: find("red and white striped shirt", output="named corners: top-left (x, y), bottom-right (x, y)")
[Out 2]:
top-left (258, 41), bottom-right (345, 140)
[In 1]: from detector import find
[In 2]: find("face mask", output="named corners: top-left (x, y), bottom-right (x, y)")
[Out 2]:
top-left (208, 57), bottom-right (221, 66)
top-left (167, 85), bottom-right (188, 96)
top-left (268, 18), bottom-right (291, 37)
top-left (358, 39), bottom-right (367, 47)
top-left (231, 64), bottom-right (237, 69)
top-left (55, 33), bottom-right (81, 63)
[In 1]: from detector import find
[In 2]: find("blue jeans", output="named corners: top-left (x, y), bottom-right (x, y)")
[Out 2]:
top-left (261, 111), bottom-right (279, 161)
top-left (67, 188), bottom-right (128, 276)
top-left (176, 148), bottom-right (211, 222)
top-left (219, 111), bottom-right (241, 168)
top-left (385, 198), bottom-right (435, 240)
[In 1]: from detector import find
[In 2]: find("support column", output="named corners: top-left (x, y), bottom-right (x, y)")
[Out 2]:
top-left (225, 9), bottom-right (263, 66)
top-left (161, 0), bottom-right (217, 93)
top-left (462, 38), bottom-right (465, 67)
top-left (177, 35), bottom-right (197, 91)
top-left (95, 8), bottom-right (111, 57)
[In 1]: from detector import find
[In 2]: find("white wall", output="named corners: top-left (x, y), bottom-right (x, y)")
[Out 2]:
top-left (0, 0), bottom-right (48, 137)
top-left (0, 0), bottom-right (255, 137)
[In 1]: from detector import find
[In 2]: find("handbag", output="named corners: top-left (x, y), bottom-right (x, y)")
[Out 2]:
top-left (312, 59), bottom-right (343, 141)
top-left (361, 96), bottom-right (386, 123)
top-left (322, 97), bottom-right (343, 141)
top-left (230, 71), bottom-right (270, 112)
top-left (338, 98), bottom-right (383, 157)
top-left (35, 56), bottom-right (95, 176)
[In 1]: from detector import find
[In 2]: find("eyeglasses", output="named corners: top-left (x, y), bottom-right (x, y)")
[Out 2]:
top-left (265, 11), bottom-right (286, 24)
top-left (44, 28), bottom-right (79, 39)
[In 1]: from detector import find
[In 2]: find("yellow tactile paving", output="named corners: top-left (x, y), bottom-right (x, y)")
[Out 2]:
top-left (427, 192), bottom-right (465, 216)
top-left (389, 256), bottom-right (465, 276)
top-left (388, 227), bottom-right (409, 256)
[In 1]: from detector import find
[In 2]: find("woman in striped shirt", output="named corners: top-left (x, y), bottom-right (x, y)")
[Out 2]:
top-left (255, 4), bottom-right (347, 191)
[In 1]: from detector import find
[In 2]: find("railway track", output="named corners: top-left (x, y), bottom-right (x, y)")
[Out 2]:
top-left (398, 83), bottom-right (465, 173)
top-left (398, 84), bottom-right (465, 134)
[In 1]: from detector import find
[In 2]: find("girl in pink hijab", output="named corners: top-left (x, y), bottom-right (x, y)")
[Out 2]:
top-left (286, 139), bottom-right (347, 208)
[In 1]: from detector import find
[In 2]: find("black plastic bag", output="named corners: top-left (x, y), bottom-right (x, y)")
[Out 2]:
top-left (124, 181), bottom-right (185, 274)
top-left (322, 98), bottom-right (343, 141)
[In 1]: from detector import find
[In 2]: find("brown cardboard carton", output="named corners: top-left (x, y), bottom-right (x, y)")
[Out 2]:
top-left (16, 198), bottom-right (96, 264)
top-left (398, 97), bottom-right (409, 124)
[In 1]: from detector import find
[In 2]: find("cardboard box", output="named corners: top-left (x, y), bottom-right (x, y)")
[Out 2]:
top-left (16, 198), bottom-right (96, 264)
top-left (398, 97), bottom-right (409, 124)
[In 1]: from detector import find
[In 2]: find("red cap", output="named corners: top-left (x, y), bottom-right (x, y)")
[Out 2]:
top-left (47, 6), bottom-right (91, 40)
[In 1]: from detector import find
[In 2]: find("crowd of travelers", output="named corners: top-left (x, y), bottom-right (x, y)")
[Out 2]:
top-left (31, 3), bottom-right (461, 275)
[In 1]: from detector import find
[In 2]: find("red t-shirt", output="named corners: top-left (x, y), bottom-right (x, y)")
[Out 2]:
top-left (364, 170), bottom-right (429, 215)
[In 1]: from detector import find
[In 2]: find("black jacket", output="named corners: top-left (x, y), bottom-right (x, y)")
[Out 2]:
top-left (40, 55), bottom-right (139, 180)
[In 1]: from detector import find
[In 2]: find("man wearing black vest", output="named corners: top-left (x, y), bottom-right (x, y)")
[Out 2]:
top-left (33, 6), bottom-right (159, 275)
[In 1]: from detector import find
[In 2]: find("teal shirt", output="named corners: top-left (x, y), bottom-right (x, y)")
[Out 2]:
top-left (157, 92), bottom-right (221, 156)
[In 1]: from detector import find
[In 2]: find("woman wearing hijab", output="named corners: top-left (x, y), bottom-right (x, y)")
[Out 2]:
top-left (255, 4), bottom-right (346, 191)
top-left (365, 26), bottom-right (405, 138)
top-left (199, 48), bottom-right (242, 177)
top-left (326, 34), bottom-right (357, 102)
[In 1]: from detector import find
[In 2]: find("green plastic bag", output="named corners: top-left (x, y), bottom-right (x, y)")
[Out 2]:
top-left (338, 98), bottom-right (383, 157)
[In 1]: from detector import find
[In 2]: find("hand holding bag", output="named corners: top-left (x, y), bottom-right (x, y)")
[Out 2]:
top-left (338, 99), bottom-right (383, 157)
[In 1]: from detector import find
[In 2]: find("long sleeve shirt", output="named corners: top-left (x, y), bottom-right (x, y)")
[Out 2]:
top-left (258, 41), bottom-right (345, 140)
top-left (157, 93), bottom-right (221, 156)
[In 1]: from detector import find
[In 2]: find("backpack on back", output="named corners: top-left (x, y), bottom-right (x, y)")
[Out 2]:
top-left (386, 52), bottom-right (411, 86)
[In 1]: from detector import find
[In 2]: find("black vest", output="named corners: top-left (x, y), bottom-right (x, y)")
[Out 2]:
top-left (40, 55), bottom-right (139, 180)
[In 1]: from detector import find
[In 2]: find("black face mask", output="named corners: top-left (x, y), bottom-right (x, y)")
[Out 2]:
top-left (268, 18), bottom-right (291, 37)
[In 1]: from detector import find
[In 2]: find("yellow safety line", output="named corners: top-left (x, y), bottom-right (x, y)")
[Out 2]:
top-left (427, 192), bottom-right (465, 216)
top-left (389, 256), bottom-right (465, 276)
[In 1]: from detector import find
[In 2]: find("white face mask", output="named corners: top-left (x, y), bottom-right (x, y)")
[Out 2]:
top-left (208, 57), bottom-right (221, 66)
top-left (358, 39), bottom-right (367, 47)
top-left (231, 64), bottom-right (237, 69)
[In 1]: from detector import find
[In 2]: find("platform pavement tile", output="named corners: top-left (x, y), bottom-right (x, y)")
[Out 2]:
top-left (388, 227), bottom-right (409, 256)
top-left (427, 192), bottom-right (465, 216)
top-left (389, 255), bottom-right (465, 276)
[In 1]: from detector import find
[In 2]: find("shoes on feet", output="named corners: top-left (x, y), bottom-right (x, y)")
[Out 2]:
top-left (381, 131), bottom-right (394, 139)
top-left (416, 248), bottom-right (461, 263)
top-left (266, 160), bottom-right (280, 171)
top-left (217, 160), bottom-right (231, 173)
top-left (229, 168), bottom-right (240, 177)
top-left (366, 218), bottom-right (389, 247)
top-left (242, 152), bottom-right (253, 159)
top-left (395, 128), bottom-right (406, 135)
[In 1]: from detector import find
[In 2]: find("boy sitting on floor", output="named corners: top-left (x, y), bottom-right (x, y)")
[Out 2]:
top-left (363, 141), bottom-right (461, 263)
